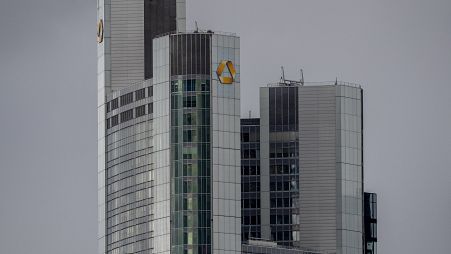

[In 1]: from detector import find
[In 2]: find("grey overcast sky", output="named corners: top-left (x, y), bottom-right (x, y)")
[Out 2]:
top-left (0, 0), bottom-right (450, 253)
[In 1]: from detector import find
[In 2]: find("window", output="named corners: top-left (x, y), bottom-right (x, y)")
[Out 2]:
top-left (243, 182), bottom-right (260, 192)
top-left (242, 132), bottom-right (250, 142)
top-left (120, 109), bottom-right (133, 123)
top-left (183, 112), bottom-right (196, 125)
top-left (201, 83), bottom-right (209, 92)
top-left (111, 98), bottom-right (119, 110)
top-left (148, 103), bottom-right (153, 114)
top-left (199, 94), bottom-right (210, 108)
top-left (243, 215), bottom-right (260, 225)
top-left (242, 199), bottom-right (260, 208)
top-left (148, 86), bottom-right (153, 97)
top-left (120, 92), bottom-right (133, 106)
top-left (135, 88), bottom-right (146, 100)
top-left (183, 153), bottom-right (193, 160)
top-left (111, 115), bottom-right (119, 127)
top-left (183, 95), bottom-right (196, 108)
top-left (171, 81), bottom-right (181, 93)
top-left (184, 80), bottom-right (196, 92)
top-left (136, 105), bottom-right (146, 117)
top-left (183, 130), bottom-right (196, 142)
top-left (242, 165), bottom-right (260, 175)
top-left (242, 149), bottom-right (258, 159)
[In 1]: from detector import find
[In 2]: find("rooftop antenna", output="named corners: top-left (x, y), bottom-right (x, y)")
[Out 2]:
top-left (300, 69), bottom-right (304, 86)
top-left (281, 66), bottom-right (286, 84)
top-left (249, 110), bottom-right (252, 118)
top-left (195, 21), bottom-right (199, 32)
top-left (335, 77), bottom-right (338, 85)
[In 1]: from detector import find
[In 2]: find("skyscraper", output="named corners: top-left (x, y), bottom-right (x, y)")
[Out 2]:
top-left (241, 80), bottom-right (364, 254)
top-left (294, 83), bottom-right (363, 254)
top-left (97, 1), bottom-right (241, 254)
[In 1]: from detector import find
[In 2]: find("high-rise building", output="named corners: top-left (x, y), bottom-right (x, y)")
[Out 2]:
top-left (364, 193), bottom-right (377, 254)
top-left (97, 1), bottom-right (241, 254)
top-left (241, 81), bottom-right (364, 254)
top-left (294, 83), bottom-right (363, 254)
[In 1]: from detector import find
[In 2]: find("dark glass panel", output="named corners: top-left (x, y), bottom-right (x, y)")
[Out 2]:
top-left (144, 0), bottom-right (177, 79)
top-left (170, 34), bottom-right (211, 76)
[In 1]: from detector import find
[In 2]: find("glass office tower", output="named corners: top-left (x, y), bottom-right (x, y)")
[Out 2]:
top-left (153, 32), bottom-right (241, 254)
top-left (98, 1), bottom-right (241, 254)
top-left (256, 82), bottom-right (364, 254)
top-left (296, 84), bottom-right (363, 254)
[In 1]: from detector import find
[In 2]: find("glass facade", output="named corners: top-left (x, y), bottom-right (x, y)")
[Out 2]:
top-left (144, 0), bottom-right (177, 79)
top-left (104, 81), bottom-right (154, 254)
top-left (364, 192), bottom-right (377, 254)
top-left (170, 34), bottom-right (211, 76)
top-left (268, 87), bottom-right (300, 246)
top-left (241, 118), bottom-right (261, 241)
top-left (210, 34), bottom-right (242, 254)
top-left (97, 0), bottom-right (241, 253)
top-left (269, 87), bottom-right (298, 132)
top-left (336, 85), bottom-right (363, 254)
top-left (259, 83), bottom-right (363, 254)
top-left (171, 78), bottom-right (212, 254)
top-left (169, 33), bottom-right (213, 254)
top-left (100, 28), bottom-right (240, 254)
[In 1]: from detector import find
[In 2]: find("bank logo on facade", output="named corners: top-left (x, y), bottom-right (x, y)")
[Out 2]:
top-left (97, 19), bottom-right (104, 43)
top-left (216, 60), bottom-right (236, 84)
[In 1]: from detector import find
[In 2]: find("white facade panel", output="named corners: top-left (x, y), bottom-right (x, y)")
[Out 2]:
top-left (211, 34), bottom-right (241, 254)
top-left (152, 36), bottom-right (171, 254)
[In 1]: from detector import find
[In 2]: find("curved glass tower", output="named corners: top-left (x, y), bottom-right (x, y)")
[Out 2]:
top-left (97, 2), bottom-right (241, 250)
top-left (97, 1), bottom-right (186, 253)
top-left (98, 1), bottom-right (242, 254)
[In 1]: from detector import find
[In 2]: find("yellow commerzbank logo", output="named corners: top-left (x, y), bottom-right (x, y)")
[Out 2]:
top-left (97, 19), bottom-right (104, 43)
top-left (216, 60), bottom-right (236, 84)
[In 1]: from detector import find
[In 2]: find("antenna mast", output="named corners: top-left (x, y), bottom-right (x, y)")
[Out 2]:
top-left (281, 66), bottom-right (286, 83)
top-left (300, 69), bottom-right (304, 86)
